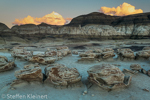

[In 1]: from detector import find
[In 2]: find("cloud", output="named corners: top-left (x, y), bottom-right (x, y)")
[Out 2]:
top-left (64, 18), bottom-right (73, 24)
top-left (12, 11), bottom-right (72, 25)
top-left (99, 2), bottom-right (143, 16)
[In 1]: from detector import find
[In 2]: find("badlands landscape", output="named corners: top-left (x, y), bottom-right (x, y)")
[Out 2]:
top-left (0, 12), bottom-right (150, 100)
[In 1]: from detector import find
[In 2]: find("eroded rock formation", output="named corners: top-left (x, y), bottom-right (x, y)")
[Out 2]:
top-left (117, 48), bottom-right (135, 61)
top-left (12, 47), bottom-right (32, 59)
top-left (1, 12), bottom-right (150, 43)
top-left (87, 64), bottom-right (132, 90)
top-left (15, 64), bottom-right (43, 82)
top-left (44, 64), bottom-right (82, 86)
top-left (78, 48), bottom-right (115, 61)
top-left (136, 47), bottom-right (150, 60)
top-left (28, 56), bottom-right (56, 65)
top-left (0, 56), bottom-right (16, 72)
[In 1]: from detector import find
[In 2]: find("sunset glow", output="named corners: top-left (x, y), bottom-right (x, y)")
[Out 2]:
top-left (100, 2), bottom-right (143, 16)
top-left (12, 11), bottom-right (71, 26)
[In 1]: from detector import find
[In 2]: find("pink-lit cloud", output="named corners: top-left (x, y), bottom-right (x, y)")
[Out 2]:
top-left (99, 2), bottom-right (143, 16)
top-left (12, 11), bottom-right (72, 25)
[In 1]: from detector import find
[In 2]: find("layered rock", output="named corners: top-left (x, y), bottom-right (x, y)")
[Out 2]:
top-left (11, 24), bottom-right (39, 34)
top-left (15, 64), bottom-right (43, 82)
top-left (87, 64), bottom-right (132, 89)
top-left (56, 46), bottom-right (69, 50)
top-left (0, 12), bottom-right (150, 44)
top-left (0, 23), bottom-right (9, 32)
top-left (79, 50), bottom-right (96, 61)
top-left (78, 48), bottom-right (115, 61)
top-left (72, 50), bottom-right (79, 55)
top-left (130, 64), bottom-right (142, 71)
top-left (44, 64), bottom-right (82, 86)
top-left (136, 49), bottom-right (150, 59)
top-left (12, 47), bottom-right (32, 59)
top-left (0, 56), bottom-right (16, 72)
top-left (117, 48), bottom-right (135, 60)
top-left (28, 56), bottom-right (56, 65)
top-left (101, 48), bottom-right (115, 59)
top-left (56, 46), bottom-right (71, 57)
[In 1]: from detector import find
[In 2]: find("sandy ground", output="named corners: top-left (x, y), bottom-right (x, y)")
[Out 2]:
top-left (0, 39), bottom-right (150, 100)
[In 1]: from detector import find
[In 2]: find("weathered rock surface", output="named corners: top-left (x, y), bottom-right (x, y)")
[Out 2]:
top-left (130, 64), bottom-right (142, 71)
top-left (0, 56), bottom-right (16, 72)
top-left (94, 48), bottom-right (103, 53)
top-left (44, 64), bottom-right (82, 86)
top-left (60, 49), bottom-right (71, 57)
top-left (23, 64), bottom-right (40, 69)
top-left (1, 12), bottom-right (150, 44)
top-left (117, 48), bottom-right (135, 60)
top-left (136, 50), bottom-right (150, 59)
top-left (87, 64), bottom-right (132, 89)
top-left (123, 69), bottom-right (138, 74)
top-left (45, 50), bottom-right (57, 57)
top-left (72, 50), bottom-right (78, 55)
top-left (79, 51), bottom-right (97, 61)
top-left (56, 46), bottom-right (69, 50)
top-left (12, 47), bottom-right (32, 59)
top-left (28, 56), bottom-right (56, 65)
top-left (102, 51), bottom-right (115, 59)
top-left (15, 64), bottom-right (43, 82)
top-left (79, 48), bottom-right (115, 61)
top-left (0, 23), bottom-right (9, 32)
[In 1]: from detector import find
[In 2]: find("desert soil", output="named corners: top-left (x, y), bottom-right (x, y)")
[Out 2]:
top-left (0, 39), bottom-right (150, 100)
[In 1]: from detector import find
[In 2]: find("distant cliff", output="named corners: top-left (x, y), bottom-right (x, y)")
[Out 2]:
top-left (0, 12), bottom-right (150, 42)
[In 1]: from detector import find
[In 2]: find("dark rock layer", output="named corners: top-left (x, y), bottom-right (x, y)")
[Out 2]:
top-left (0, 12), bottom-right (150, 43)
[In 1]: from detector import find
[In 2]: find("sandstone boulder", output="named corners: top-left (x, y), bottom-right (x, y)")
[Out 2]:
top-left (56, 46), bottom-right (69, 50)
top-left (45, 50), bottom-right (57, 57)
top-left (103, 48), bottom-right (114, 52)
top-left (78, 52), bottom-right (97, 61)
top-left (79, 49), bottom-right (114, 61)
top-left (44, 64), bottom-right (82, 86)
top-left (61, 49), bottom-right (71, 56)
top-left (24, 64), bottom-right (40, 69)
top-left (94, 48), bottom-right (103, 53)
top-left (136, 50), bottom-right (150, 59)
top-left (15, 66), bottom-right (43, 82)
top-left (123, 69), bottom-right (138, 74)
top-left (33, 53), bottom-right (45, 57)
top-left (28, 56), bottom-right (56, 64)
top-left (78, 57), bottom-right (95, 61)
top-left (102, 51), bottom-right (115, 59)
top-left (12, 47), bottom-right (32, 59)
top-left (79, 50), bottom-right (95, 57)
top-left (0, 56), bottom-right (16, 72)
top-left (117, 48), bottom-right (135, 60)
top-left (72, 50), bottom-right (78, 55)
top-left (57, 51), bottom-right (62, 57)
top-left (87, 64), bottom-right (132, 89)
top-left (79, 52), bottom-right (88, 57)
top-left (130, 64), bottom-right (142, 71)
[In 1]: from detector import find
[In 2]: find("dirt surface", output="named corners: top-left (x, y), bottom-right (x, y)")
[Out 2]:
top-left (0, 39), bottom-right (150, 100)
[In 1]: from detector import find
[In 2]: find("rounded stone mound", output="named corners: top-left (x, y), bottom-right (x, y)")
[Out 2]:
top-left (44, 64), bottom-right (82, 86)
top-left (87, 64), bottom-right (132, 90)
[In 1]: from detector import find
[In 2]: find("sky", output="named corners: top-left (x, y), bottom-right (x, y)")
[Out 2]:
top-left (0, 0), bottom-right (150, 28)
